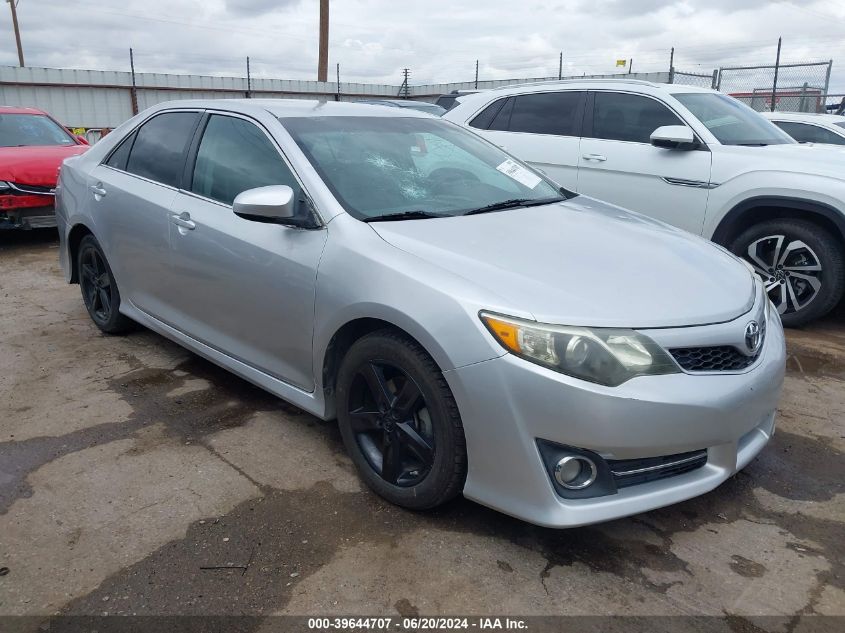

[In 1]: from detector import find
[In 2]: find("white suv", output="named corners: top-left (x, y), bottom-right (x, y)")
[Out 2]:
top-left (444, 80), bottom-right (845, 326)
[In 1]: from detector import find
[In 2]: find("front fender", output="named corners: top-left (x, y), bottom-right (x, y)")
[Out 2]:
top-left (704, 171), bottom-right (845, 241)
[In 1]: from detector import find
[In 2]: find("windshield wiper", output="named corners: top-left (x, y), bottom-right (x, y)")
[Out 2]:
top-left (362, 210), bottom-right (447, 222)
top-left (735, 142), bottom-right (770, 146)
top-left (463, 196), bottom-right (565, 216)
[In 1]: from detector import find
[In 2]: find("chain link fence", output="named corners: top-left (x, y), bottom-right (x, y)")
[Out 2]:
top-left (670, 69), bottom-right (717, 89)
top-left (715, 61), bottom-right (833, 112)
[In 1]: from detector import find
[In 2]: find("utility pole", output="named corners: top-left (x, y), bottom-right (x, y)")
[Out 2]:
top-left (398, 68), bottom-right (410, 98)
top-left (558, 51), bottom-right (563, 80)
top-left (7, 0), bottom-right (24, 67)
top-left (129, 48), bottom-right (139, 116)
top-left (317, 0), bottom-right (329, 82)
top-left (771, 36), bottom-right (782, 113)
top-left (474, 60), bottom-right (479, 89)
top-left (668, 47), bottom-right (674, 84)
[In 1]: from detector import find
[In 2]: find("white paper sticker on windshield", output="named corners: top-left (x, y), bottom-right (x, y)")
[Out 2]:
top-left (496, 159), bottom-right (542, 189)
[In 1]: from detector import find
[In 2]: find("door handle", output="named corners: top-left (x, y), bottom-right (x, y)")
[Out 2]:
top-left (170, 212), bottom-right (196, 230)
top-left (582, 153), bottom-right (607, 162)
top-left (89, 184), bottom-right (107, 197)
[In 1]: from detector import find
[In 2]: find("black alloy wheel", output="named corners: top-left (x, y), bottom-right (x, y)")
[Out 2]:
top-left (347, 360), bottom-right (435, 487)
top-left (336, 330), bottom-right (467, 510)
top-left (77, 235), bottom-right (134, 334)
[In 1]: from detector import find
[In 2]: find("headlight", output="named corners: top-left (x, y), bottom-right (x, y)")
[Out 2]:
top-left (0, 181), bottom-right (10, 192)
top-left (480, 312), bottom-right (680, 387)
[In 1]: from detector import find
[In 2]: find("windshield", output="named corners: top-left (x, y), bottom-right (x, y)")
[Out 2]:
top-left (674, 93), bottom-right (794, 146)
top-left (0, 113), bottom-right (76, 148)
top-left (280, 116), bottom-right (563, 220)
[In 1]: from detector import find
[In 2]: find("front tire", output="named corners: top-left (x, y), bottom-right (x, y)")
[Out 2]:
top-left (336, 329), bottom-right (467, 510)
top-left (78, 235), bottom-right (134, 334)
top-left (731, 219), bottom-right (844, 327)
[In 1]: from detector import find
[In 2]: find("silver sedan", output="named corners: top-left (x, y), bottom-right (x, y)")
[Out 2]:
top-left (55, 99), bottom-right (785, 527)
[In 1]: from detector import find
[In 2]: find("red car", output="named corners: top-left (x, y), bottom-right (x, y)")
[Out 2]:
top-left (0, 106), bottom-right (89, 229)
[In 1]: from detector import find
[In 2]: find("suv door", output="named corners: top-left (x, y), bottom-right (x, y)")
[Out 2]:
top-left (90, 110), bottom-right (201, 319)
top-left (166, 113), bottom-right (327, 391)
top-left (577, 91), bottom-right (712, 234)
top-left (467, 91), bottom-right (585, 190)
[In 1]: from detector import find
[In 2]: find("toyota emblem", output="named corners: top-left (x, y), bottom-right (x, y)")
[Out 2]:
top-left (744, 321), bottom-right (762, 354)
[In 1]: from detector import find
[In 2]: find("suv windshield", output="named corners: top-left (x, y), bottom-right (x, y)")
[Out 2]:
top-left (280, 116), bottom-right (564, 221)
top-left (0, 113), bottom-right (76, 148)
top-left (674, 93), bottom-right (794, 146)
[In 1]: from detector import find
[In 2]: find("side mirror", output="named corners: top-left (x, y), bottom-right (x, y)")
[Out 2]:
top-left (650, 125), bottom-right (698, 150)
top-left (233, 185), bottom-right (296, 223)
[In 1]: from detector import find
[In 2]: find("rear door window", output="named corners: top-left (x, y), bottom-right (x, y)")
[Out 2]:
top-left (507, 91), bottom-right (585, 136)
top-left (125, 112), bottom-right (200, 187)
top-left (590, 92), bottom-right (682, 143)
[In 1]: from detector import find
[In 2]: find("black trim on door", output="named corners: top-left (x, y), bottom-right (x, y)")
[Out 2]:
top-left (182, 112), bottom-right (211, 192)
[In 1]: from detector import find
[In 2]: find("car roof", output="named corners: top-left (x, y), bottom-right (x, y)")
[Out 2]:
top-left (147, 98), bottom-right (434, 119)
top-left (762, 111), bottom-right (845, 124)
top-left (359, 99), bottom-right (438, 107)
top-left (445, 79), bottom-right (718, 112)
top-left (0, 105), bottom-right (49, 115)
top-left (477, 78), bottom-right (717, 95)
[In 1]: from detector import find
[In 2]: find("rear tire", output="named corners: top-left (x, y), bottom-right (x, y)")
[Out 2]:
top-left (730, 219), bottom-right (844, 327)
top-left (78, 235), bottom-right (134, 334)
top-left (336, 329), bottom-right (467, 510)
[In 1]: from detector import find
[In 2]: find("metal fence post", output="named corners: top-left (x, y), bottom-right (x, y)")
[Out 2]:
top-left (823, 59), bottom-right (833, 112)
top-left (771, 36), bottom-right (782, 112)
top-left (668, 48), bottom-right (674, 84)
top-left (246, 56), bottom-right (251, 98)
top-left (712, 69), bottom-right (719, 90)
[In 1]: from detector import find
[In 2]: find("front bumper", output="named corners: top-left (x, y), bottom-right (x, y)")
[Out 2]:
top-left (444, 308), bottom-right (786, 528)
top-left (0, 203), bottom-right (56, 230)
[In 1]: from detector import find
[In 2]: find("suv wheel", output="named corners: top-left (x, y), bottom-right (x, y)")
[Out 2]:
top-left (336, 329), bottom-right (467, 510)
top-left (731, 219), bottom-right (844, 327)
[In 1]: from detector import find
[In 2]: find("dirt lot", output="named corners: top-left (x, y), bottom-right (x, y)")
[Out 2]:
top-left (1, 230), bottom-right (843, 628)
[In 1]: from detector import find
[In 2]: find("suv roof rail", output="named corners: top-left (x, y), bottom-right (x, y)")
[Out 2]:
top-left (489, 78), bottom-right (661, 91)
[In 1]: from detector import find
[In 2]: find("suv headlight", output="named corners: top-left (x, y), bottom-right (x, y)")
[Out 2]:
top-left (480, 312), bottom-right (680, 387)
top-left (0, 181), bottom-right (10, 192)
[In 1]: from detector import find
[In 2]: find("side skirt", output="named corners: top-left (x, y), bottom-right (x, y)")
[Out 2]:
top-left (119, 301), bottom-right (330, 420)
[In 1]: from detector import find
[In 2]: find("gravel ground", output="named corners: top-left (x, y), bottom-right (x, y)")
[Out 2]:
top-left (1, 229), bottom-right (843, 630)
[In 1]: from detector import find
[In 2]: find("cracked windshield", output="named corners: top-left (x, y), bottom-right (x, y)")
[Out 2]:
top-left (281, 116), bottom-right (563, 220)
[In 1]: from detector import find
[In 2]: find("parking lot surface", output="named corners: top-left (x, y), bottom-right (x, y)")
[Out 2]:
top-left (1, 231), bottom-right (843, 625)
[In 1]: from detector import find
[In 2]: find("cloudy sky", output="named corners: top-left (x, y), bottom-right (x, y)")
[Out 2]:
top-left (3, 0), bottom-right (845, 91)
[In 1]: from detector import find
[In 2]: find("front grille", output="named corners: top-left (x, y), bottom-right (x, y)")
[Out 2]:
top-left (9, 182), bottom-right (55, 195)
top-left (670, 345), bottom-right (758, 371)
top-left (609, 449), bottom-right (707, 489)
top-left (669, 319), bottom-right (766, 372)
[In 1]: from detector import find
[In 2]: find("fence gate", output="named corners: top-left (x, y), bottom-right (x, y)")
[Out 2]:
top-left (716, 61), bottom-right (833, 112)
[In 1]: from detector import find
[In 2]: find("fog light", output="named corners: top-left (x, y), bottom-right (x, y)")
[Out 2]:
top-left (554, 455), bottom-right (597, 489)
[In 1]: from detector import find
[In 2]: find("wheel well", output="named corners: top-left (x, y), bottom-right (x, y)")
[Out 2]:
top-left (712, 200), bottom-right (845, 251)
top-left (321, 318), bottom-right (434, 399)
top-left (67, 224), bottom-right (94, 284)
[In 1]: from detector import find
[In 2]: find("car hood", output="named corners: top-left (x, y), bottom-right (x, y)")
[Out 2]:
top-left (371, 198), bottom-right (755, 328)
top-left (0, 145), bottom-right (88, 187)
